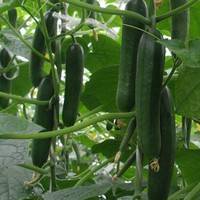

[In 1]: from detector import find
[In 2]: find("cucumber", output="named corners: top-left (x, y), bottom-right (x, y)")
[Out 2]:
top-left (135, 29), bottom-right (165, 168)
top-left (116, 0), bottom-right (147, 112)
top-left (31, 75), bottom-right (54, 167)
top-left (8, 8), bottom-right (17, 28)
top-left (30, 10), bottom-right (58, 87)
top-left (170, 0), bottom-right (188, 41)
top-left (0, 48), bottom-right (12, 109)
top-left (62, 42), bottom-right (84, 127)
top-left (148, 87), bottom-right (176, 200)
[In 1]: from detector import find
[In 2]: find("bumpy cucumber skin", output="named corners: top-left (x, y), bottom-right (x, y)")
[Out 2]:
top-left (116, 0), bottom-right (147, 112)
top-left (170, 0), bottom-right (188, 41)
top-left (31, 76), bottom-right (54, 168)
top-left (148, 87), bottom-right (176, 200)
top-left (30, 11), bottom-right (58, 87)
top-left (62, 43), bottom-right (84, 127)
top-left (8, 8), bottom-right (17, 27)
top-left (0, 48), bottom-right (12, 109)
top-left (135, 29), bottom-right (165, 160)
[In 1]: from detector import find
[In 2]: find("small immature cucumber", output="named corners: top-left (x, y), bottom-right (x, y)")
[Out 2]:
top-left (116, 0), bottom-right (147, 112)
top-left (170, 0), bottom-right (188, 41)
top-left (0, 48), bottom-right (12, 109)
top-left (148, 87), bottom-right (176, 200)
top-left (30, 10), bottom-right (58, 87)
top-left (31, 75), bottom-right (54, 168)
top-left (62, 42), bottom-right (84, 127)
top-left (8, 8), bottom-right (17, 28)
top-left (136, 29), bottom-right (165, 167)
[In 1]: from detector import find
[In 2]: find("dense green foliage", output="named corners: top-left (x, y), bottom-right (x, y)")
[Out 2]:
top-left (0, 0), bottom-right (200, 199)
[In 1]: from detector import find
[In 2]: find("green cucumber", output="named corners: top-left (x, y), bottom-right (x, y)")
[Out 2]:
top-left (62, 42), bottom-right (84, 127)
top-left (0, 48), bottom-right (12, 109)
top-left (148, 87), bottom-right (176, 200)
top-left (135, 29), bottom-right (165, 167)
top-left (116, 0), bottom-right (147, 112)
top-left (31, 75), bottom-right (54, 167)
top-left (30, 10), bottom-right (58, 87)
top-left (8, 8), bottom-right (17, 28)
top-left (170, 0), bottom-right (189, 41)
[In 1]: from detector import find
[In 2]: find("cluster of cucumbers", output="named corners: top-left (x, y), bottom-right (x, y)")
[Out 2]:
top-left (29, 3), bottom-right (84, 168)
top-left (0, 8), bottom-right (17, 109)
top-left (115, 0), bottom-right (188, 199)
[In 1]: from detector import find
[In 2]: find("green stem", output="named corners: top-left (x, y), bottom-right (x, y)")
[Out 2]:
top-left (18, 163), bottom-right (49, 175)
top-left (0, 62), bottom-right (28, 74)
top-left (0, 16), bottom-right (49, 63)
top-left (184, 182), bottom-right (200, 200)
top-left (77, 105), bottom-right (104, 121)
top-left (0, 111), bottom-right (135, 139)
top-left (156, 0), bottom-right (199, 22)
top-left (74, 157), bottom-right (113, 187)
top-left (0, 91), bottom-right (48, 105)
top-left (37, 0), bottom-right (59, 95)
top-left (63, 0), bottom-right (151, 25)
top-left (52, 8), bottom-right (86, 41)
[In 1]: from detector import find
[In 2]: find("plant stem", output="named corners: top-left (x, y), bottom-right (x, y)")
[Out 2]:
top-left (37, 0), bottom-right (59, 95)
top-left (0, 16), bottom-right (50, 63)
top-left (0, 111), bottom-right (135, 139)
top-left (77, 105), bottom-right (104, 121)
top-left (156, 0), bottom-right (199, 22)
top-left (63, 0), bottom-right (151, 25)
top-left (184, 182), bottom-right (200, 200)
top-left (18, 163), bottom-right (49, 175)
top-left (74, 157), bottom-right (113, 187)
top-left (0, 91), bottom-right (48, 105)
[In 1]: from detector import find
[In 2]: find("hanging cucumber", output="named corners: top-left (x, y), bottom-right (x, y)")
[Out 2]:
top-left (148, 87), bottom-right (176, 200)
top-left (62, 42), bottom-right (84, 127)
top-left (135, 29), bottom-right (165, 171)
top-left (0, 48), bottom-right (12, 109)
top-left (170, 0), bottom-right (188, 41)
top-left (116, 0), bottom-right (147, 112)
top-left (8, 8), bottom-right (17, 28)
top-left (30, 10), bottom-right (58, 87)
top-left (31, 75), bottom-right (54, 167)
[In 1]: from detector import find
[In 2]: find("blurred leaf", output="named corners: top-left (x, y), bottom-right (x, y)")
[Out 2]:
top-left (12, 61), bottom-right (32, 96)
top-left (0, 166), bottom-right (32, 200)
top-left (81, 65), bottom-right (118, 111)
top-left (176, 149), bottom-right (200, 184)
top-left (0, 29), bottom-right (30, 59)
top-left (43, 180), bottom-right (112, 200)
top-left (85, 34), bottom-right (120, 73)
top-left (0, 113), bottom-right (42, 134)
top-left (160, 39), bottom-right (200, 118)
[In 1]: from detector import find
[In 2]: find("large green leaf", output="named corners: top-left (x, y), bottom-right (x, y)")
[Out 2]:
top-left (85, 34), bottom-right (120, 73)
top-left (81, 65), bottom-right (118, 111)
top-left (0, 29), bottom-right (30, 59)
top-left (0, 113), bottom-right (42, 134)
top-left (12, 61), bottom-right (32, 96)
top-left (176, 149), bottom-right (200, 184)
top-left (189, 1), bottom-right (200, 39)
top-left (160, 39), bottom-right (200, 118)
top-left (43, 180), bottom-right (112, 200)
top-left (0, 166), bottom-right (32, 200)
